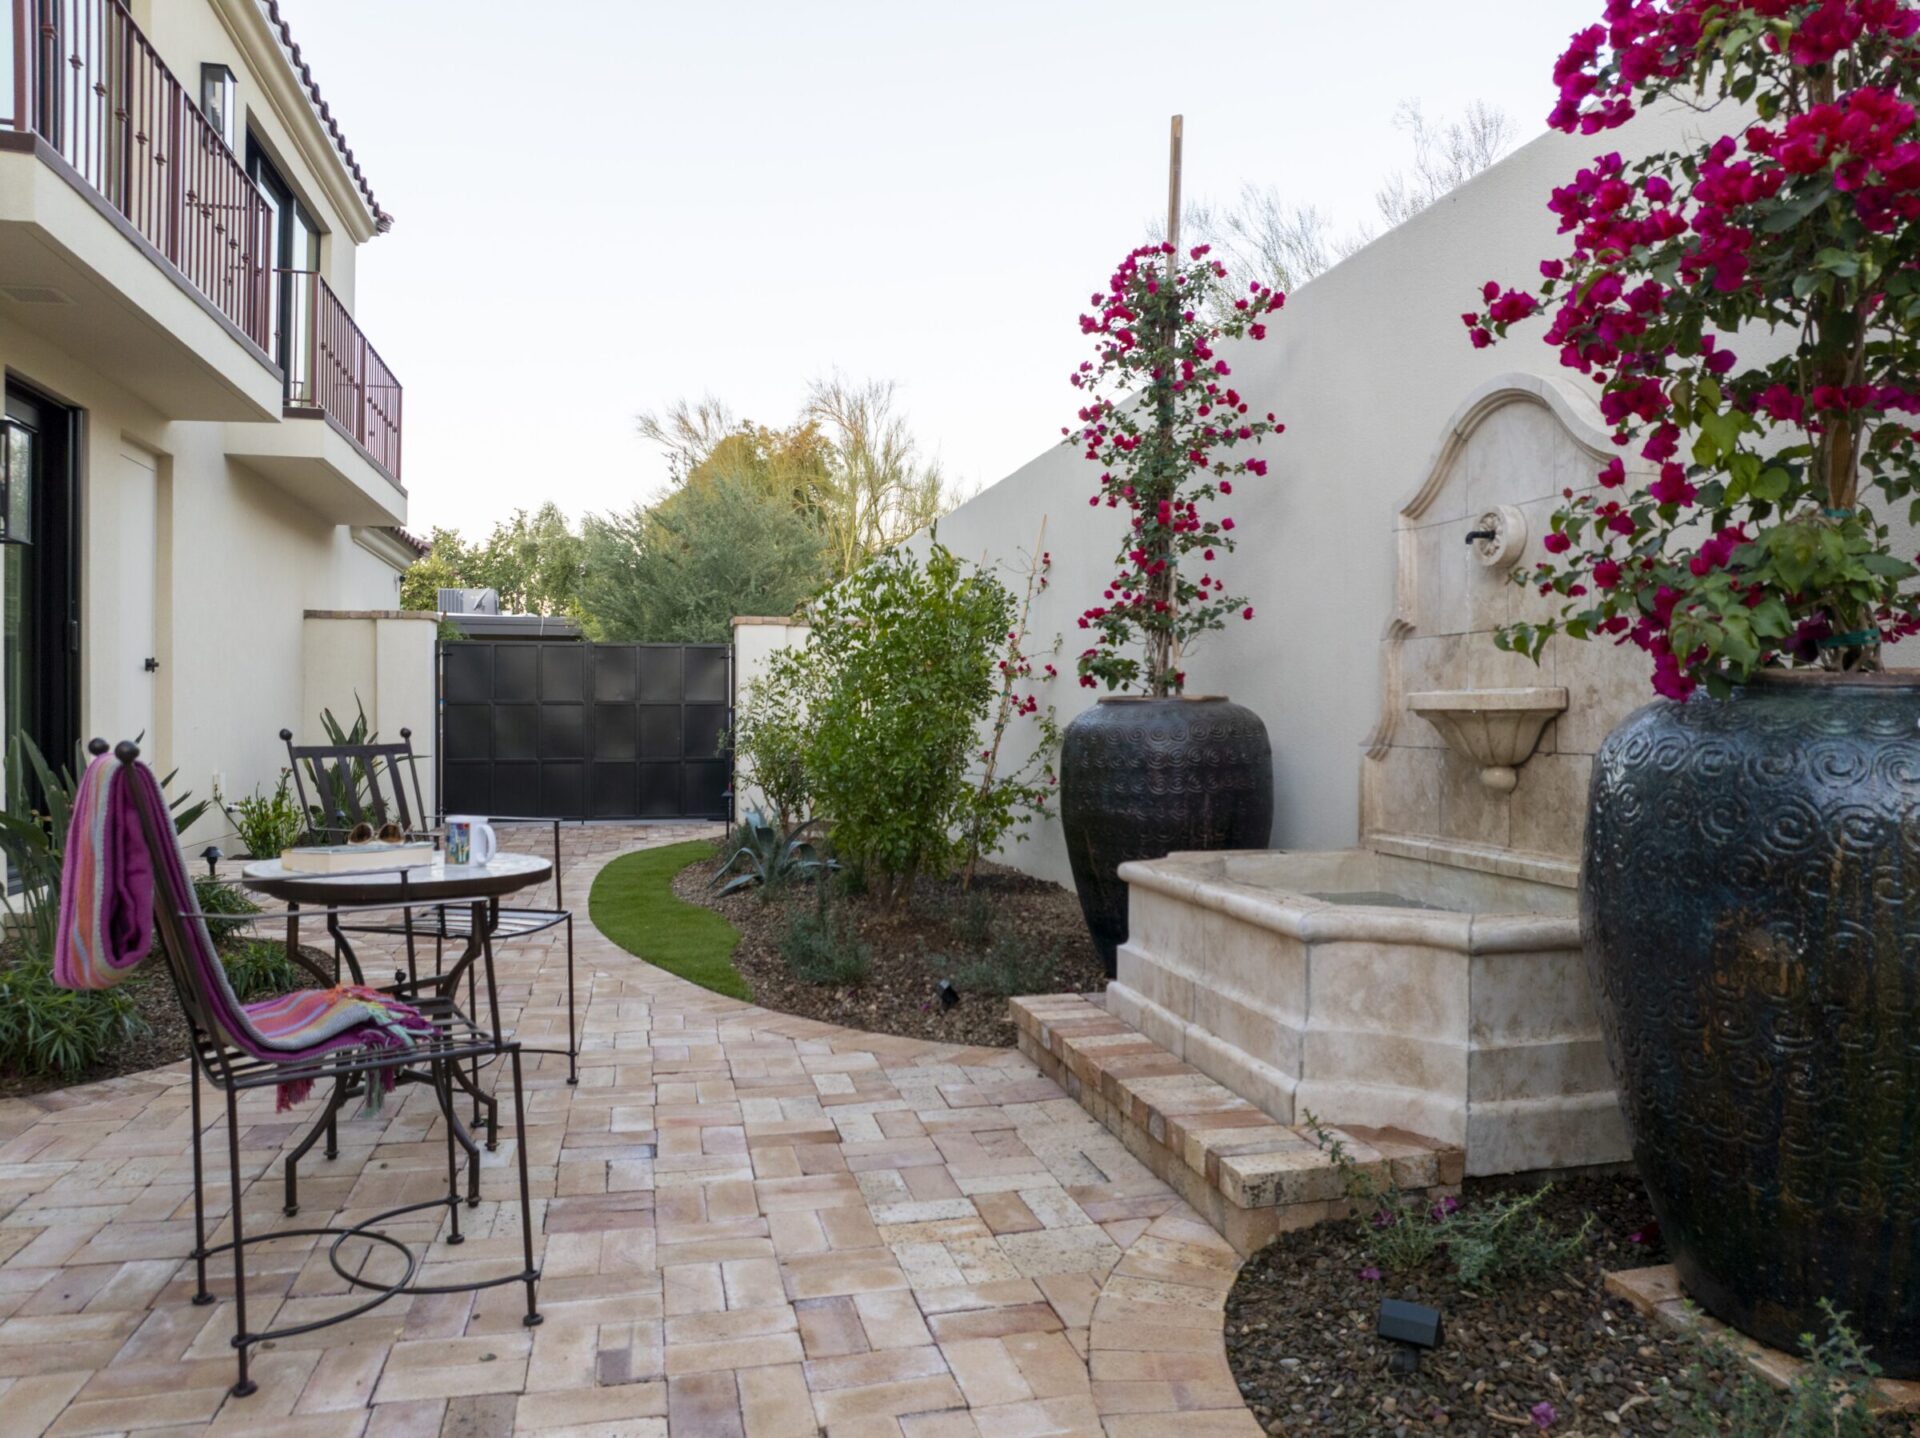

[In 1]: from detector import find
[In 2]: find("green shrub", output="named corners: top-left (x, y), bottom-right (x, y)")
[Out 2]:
top-left (225, 770), bottom-right (306, 858)
top-left (777, 542), bottom-right (1014, 908)
top-left (0, 951), bottom-right (144, 1079)
top-left (942, 931), bottom-right (1061, 1000)
top-left (1442, 1186), bottom-right (1592, 1291)
top-left (1303, 1113), bottom-right (1589, 1290)
top-left (959, 544), bottom-right (1060, 885)
top-left (194, 876), bottom-right (260, 946)
top-left (780, 889), bottom-right (872, 986)
top-left (221, 940), bottom-right (304, 1002)
top-left (1665, 1300), bottom-right (1881, 1437)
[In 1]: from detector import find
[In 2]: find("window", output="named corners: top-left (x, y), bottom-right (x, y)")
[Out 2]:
top-left (200, 65), bottom-right (236, 151)
top-left (245, 139), bottom-right (323, 391)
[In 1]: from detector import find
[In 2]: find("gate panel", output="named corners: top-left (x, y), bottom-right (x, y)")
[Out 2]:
top-left (437, 641), bottom-right (731, 821)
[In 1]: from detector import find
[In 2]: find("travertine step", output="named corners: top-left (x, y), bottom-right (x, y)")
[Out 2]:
top-left (1011, 993), bottom-right (1463, 1255)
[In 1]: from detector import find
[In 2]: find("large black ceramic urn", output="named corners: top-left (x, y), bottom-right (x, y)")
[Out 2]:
top-left (1060, 696), bottom-right (1273, 975)
top-left (1583, 672), bottom-right (1920, 1375)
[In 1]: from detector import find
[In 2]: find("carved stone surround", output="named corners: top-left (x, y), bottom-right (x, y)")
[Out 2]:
top-left (1362, 373), bottom-right (1659, 884)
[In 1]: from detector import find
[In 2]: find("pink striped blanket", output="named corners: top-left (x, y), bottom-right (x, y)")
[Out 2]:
top-left (55, 754), bottom-right (434, 1110)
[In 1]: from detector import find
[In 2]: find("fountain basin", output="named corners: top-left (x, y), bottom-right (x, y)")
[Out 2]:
top-left (1408, 687), bottom-right (1569, 793)
top-left (1107, 848), bottom-right (1629, 1177)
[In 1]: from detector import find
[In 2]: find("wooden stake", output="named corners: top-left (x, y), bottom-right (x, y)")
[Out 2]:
top-left (1166, 114), bottom-right (1184, 280)
top-left (1165, 115), bottom-right (1184, 679)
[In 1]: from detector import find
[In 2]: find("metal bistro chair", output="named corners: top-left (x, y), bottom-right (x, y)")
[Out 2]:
top-left (110, 740), bottom-right (542, 1399)
top-left (280, 727), bottom-right (580, 1091)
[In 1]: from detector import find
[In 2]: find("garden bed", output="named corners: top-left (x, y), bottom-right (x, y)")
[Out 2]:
top-left (0, 936), bottom-right (330, 1100)
top-left (674, 855), bottom-right (1103, 1048)
top-left (1224, 1172), bottom-right (1918, 1436)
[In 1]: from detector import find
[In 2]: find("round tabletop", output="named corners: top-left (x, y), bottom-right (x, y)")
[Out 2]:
top-left (239, 852), bottom-right (552, 906)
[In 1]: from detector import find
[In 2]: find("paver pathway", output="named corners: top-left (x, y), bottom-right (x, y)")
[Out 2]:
top-left (0, 825), bottom-right (1262, 1437)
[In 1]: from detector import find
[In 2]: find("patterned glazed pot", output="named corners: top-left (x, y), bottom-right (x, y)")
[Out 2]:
top-left (1060, 696), bottom-right (1273, 975)
top-left (1583, 672), bottom-right (1920, 1375)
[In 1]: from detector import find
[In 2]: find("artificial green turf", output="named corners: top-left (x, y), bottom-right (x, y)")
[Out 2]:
top-left (588, 840), bottom-right (752, 1001)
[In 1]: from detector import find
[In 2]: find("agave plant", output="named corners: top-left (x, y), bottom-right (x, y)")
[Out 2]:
top-left (303, 698), bottom-right (375, 833)
top-left (712, 811), bottom-right (832, 898)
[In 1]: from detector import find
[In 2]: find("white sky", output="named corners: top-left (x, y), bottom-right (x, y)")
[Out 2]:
top-left (284, 0), bottom-right (1601, 537)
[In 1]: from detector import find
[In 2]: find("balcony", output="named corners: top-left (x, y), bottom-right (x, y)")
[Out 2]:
top-left (282, 269), bottom-right (403, 483)
top-left (227, 268), bottom-right (405, 523)
top-left (0, 0), bottom-right (284, 420)
top-left (2, 1), bottom-right (406, 521)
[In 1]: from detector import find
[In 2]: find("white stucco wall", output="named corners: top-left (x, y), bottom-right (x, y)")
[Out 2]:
top-left (299, 611), bottom-right (438, 816)
top-left (924, 105), bottom-right (1727, 889)
top-left (0, 0), bottom-right (410, 848)
top-left (0, 314), bottom-right (412, 844)
top-left (730, 617), bottom-right (811, 824)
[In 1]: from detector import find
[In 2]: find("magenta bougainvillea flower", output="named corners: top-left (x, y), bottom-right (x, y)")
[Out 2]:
top-left (1066, 244), bottom-right (1284, 695)
top-left (1465, 0), bottom-right (1920, 700)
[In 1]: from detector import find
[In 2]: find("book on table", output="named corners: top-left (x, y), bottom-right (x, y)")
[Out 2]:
top-left (277, 842), bottom-right (438, 875)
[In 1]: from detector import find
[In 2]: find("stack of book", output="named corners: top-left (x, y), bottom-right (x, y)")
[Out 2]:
top-left (277, 841), bottom-right (438, 875)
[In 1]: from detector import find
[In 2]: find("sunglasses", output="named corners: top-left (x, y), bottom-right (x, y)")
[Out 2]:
top-left (346, 821), bottom-right (406, 845)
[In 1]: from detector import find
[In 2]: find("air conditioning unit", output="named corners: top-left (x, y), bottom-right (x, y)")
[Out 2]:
top-left (437, 587), bottom-right (500, 615)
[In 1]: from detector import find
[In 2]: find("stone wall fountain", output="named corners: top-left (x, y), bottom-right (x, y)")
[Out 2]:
top-left (1105, 374), bottom-right (1659, 1177)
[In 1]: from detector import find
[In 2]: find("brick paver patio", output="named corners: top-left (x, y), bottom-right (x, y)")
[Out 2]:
top-left (0, 824), bottom-right (1261, 1437)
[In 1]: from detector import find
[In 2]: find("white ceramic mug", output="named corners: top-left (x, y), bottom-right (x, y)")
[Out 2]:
top-left (445, 815), bottom-right (497, 866)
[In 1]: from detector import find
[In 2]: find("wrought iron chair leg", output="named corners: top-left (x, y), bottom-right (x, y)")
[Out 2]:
top-left (437, 1061), bottom-right (464, 1246)
top-left (565, 912), bottom-right (578, 1085)
top-left (510, 1046), bottom-right (543, 1328)
top-left (468, 959), bottom-right (484, 1138)
top-left (284, 1076), bottom-right (353, 1216)
top-left (225, 1087), bottom-right (257, 1398)
top-left (189, 1062), bottom-right (213, 1306)
top-left (444, 1058), bottom-right (496, 1204)
top-left (481, 924), bottom-right (502, 1151)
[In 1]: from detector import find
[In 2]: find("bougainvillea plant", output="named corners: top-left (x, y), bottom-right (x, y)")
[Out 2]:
top-left (1066, 243), bottom-right (1285, 695)
top-left (1464, 0), bottom-right (1920, 699)
top-left (962, 545), bottom-right (1062, 887)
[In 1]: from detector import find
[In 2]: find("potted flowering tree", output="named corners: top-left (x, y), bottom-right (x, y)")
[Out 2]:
top-left (1465, 0), bottom-right (1920, 1373)
top-left (1060, 242), bottom-right (1284, 973)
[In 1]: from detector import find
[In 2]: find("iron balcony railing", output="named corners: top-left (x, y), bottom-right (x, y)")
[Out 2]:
top-left (281, 269), bottom-right (403, 483)
top-left (2, 3), bottom-right (405, 485)
top-left (4, 0), bottom-right (273, 350)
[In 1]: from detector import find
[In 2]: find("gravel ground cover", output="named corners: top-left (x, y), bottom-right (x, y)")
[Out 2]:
top-left (1224, 1173), bottom-right (1920, 1437)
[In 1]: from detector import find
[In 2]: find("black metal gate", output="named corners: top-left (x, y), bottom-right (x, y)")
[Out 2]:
top-left (438, 642), bottom-right (732, 820)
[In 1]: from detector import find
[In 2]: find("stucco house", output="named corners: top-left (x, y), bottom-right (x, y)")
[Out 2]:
top-left (0, 0), bottom-right (432, 832)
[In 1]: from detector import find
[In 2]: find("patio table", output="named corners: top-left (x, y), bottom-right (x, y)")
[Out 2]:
top-left (240, 852), bottom-right (552, 1211)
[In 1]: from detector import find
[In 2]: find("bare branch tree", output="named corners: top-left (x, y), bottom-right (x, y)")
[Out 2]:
top-left (1374, 100), bottom-right (1518, 228)
top-left (1187, 186), bottom-right (1359, 291)
top-left (804, 375), bottom-right (957, 577)
top-left (1148, 100), bottom-right (1518, 298)
top-left (635, 394), bottom-right (743, 483)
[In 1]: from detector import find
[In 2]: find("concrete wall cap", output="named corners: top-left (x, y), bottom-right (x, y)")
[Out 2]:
top-left (303, 608), bottom-right (440, 621)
